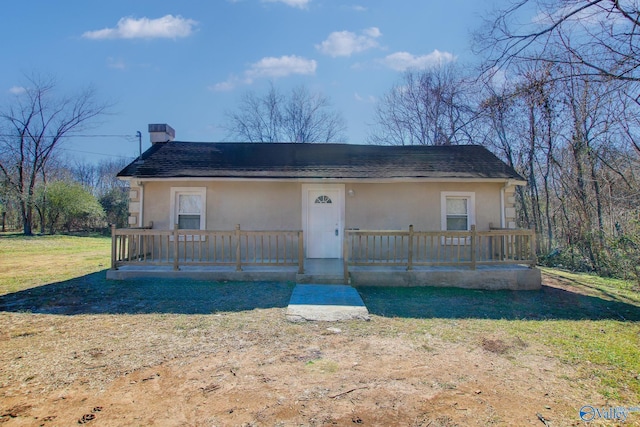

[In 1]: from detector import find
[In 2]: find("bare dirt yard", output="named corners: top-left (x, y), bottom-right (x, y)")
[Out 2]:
top-left (1, 271), bottom-right (640, 426)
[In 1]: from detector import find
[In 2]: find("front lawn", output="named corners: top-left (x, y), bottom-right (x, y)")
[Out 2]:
top-left (1, 233), bottom-right (639, 425)
top-left (0, 233), bottom-right (110, 295)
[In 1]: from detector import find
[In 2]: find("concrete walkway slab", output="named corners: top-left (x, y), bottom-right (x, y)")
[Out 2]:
top-left (286, 284), bottom-right (370, 322)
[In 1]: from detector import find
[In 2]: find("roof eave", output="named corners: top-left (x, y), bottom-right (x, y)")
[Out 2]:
top-left (123, 176), bottom-right (524, 183)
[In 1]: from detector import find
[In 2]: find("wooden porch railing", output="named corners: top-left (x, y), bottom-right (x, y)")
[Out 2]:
top-left (111, 224), bottom-right (304, 274)
top-left (343, 225), bottom-right (536, 283)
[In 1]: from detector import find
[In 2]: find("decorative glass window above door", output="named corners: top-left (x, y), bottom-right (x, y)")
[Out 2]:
top-left (314, 195), bottom-right (332, 204)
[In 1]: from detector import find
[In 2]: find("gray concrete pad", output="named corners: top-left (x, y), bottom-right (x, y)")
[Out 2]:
top-left (286, 284), bottom-right (370, 322)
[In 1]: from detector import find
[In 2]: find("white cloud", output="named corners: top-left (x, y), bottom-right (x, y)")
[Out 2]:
top-left (261, 0), bottom-right (310, 9)
top-left (316, 27), bottom-right (382, 57)
top-left (354, 92), bottom-right (375, 103)
top-left (9, 86), bottom-right (26, 95)
top-left (107, 57), bottom-right (127, 70)
top-left (211, 55), bottom-right (317, 91)
top-left (247, 55), bottom-right (316, 79)
top-left (488, 67), bottom-right (508, 88)
top-left (380, 50), bottom-right (456, 71)
top-left (211, 79), bottom-right (239, 92)
top-left (82, 15), bottom-right (197, 40)
top-left (531, 3), bottom-right (616, 26)
top-left (352, 5), bottom-right (367, 12)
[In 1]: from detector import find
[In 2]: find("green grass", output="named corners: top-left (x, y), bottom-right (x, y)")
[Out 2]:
top-left (1, 233), bottom-right (639, 403)
top-left (0, 233), bottom-right (111, 295)
top-left (541, 267), bottom-right (640, 304)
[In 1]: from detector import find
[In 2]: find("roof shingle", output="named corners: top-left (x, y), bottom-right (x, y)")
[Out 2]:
top-left (117, 142), bottom-right (524, 181)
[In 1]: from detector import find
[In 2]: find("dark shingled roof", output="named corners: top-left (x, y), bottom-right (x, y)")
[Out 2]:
top-left (117, 142), bottom-right (524, 181)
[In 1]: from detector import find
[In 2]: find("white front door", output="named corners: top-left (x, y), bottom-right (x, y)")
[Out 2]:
top-left (303, 185), bottom-right (344, 258)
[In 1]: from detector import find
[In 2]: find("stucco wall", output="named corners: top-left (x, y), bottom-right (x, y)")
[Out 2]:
top-left (344, 181), bottom-right (502, 231)
top-left (142, 180), bottom-right (300, 230)
top-left (134, 180), bottom-right (506, 231)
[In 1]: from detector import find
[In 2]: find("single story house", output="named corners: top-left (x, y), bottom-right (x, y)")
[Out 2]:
top-left (108, 124), bottom-right (540, 289)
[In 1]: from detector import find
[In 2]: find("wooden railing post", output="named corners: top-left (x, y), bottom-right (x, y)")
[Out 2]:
top-left (298, 230), bottom-right (304, 274)
top-left (407, 225), bottom-right (414, 271)
top-left (470, 225), bottom-right (477, 270)
top-left (343, 229), bottom-right (350, 284)
top-left (235, 224), bottom-right (242, 271)
top-left (529, 229), bottom-right (537, 268)
top-left (173, 225), bottom-right (179, 271)
top-left (110, 224), bottom-right (117, 270)
top-left (127, 231), bottom-right (133, 262)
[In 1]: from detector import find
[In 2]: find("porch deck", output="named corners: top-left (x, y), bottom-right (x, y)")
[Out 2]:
top-left (107, 226), bottom-right (541, 290)
top-left (107, 258), bottom-right (541, 290)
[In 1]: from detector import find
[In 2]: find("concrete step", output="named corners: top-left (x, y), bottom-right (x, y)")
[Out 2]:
top-left (286, 284), bottom-right (370, 322)
top-left (296, 274), bottom-right (345, 285)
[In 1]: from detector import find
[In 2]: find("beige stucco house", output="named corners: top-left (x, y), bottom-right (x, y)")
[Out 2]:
top-left (108, 124), bottom-right (540, 289)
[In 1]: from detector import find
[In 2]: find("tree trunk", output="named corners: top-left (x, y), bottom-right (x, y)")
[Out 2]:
top-left (20, 199), bottom-right (33, 236)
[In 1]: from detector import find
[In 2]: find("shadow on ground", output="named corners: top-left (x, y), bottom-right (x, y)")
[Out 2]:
top-left (356, 285), bottom-right (640, 321)
top-left (2, 271), bottom-right (640, 320)
top-left (0, 271), bottom-right (295, 315)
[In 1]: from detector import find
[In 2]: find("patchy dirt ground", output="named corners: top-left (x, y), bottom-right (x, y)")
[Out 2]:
top-left (0, 276), bottom-right (638, 426)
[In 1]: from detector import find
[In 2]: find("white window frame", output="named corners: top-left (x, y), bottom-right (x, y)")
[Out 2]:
top-left (170, 187), bottom-right (207, 240)
top-left (441, 191), bottom-right (475, 245)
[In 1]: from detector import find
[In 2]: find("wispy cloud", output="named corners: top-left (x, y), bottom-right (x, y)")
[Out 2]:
top-left (247, 55), bottom-right (317, 79)
top-left (107, 57), bottom-right (127, 70)
top-left (211, 80), bottom-right (238, 92)
top-left (261, 0), bottom-right (310, 9)
top-left (531, 3), bottom-right (617, 26)
top-left (211, 55), bottom-right (317, 91)
top-left (82, 15), bottom-right (197, 40)
top-left (380, 50), bottom-right (456, 71)
top-left (316, 27), bottom-right (381, 57)
top-left (9, 86), bottom-right (26, 95)
top-left (354, 92), bottom-right (376, 103)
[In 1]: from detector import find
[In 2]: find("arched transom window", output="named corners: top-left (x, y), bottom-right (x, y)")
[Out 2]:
top-left (314, 195), bottom-right (332, 204)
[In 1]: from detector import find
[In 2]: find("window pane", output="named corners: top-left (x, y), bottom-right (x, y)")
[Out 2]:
top-left (178, 214), bottom-right (200, 229)
top-left (314, 195), bottom-right (332, 204)
top-left (178, 195), bottom-right (201, 214)
top-left (447, 216), bottom-right (468, 231)
top-left (446, 198), bottom-right (467, 215)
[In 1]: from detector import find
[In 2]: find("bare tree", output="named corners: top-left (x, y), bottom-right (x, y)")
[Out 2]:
top-left (225, 83), bottom-right (347, 143)
top-left (472, 0), bottom-right (640, 277)
top-left (71, 157), bottom-right (129, 196)
top-left (615, 85), bottom-right (640, 156)
top-left (479, 63), bottom-right (560, 251)
top-left (476, 0), bottom-right (640, 84)
top-left (367, 64), bottom-right (480, 146)
top-left (0, 74), bottom-right (109, 235)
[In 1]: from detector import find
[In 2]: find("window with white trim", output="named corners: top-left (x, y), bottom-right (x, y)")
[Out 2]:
top-left (170, 187), bottom-right (206, 230)
top-left (441, 192), bottom-right (475, 244)
top-left (441, 192), bottom-right (475, 231)
top-left (446, 198), bottom-right (469, 230)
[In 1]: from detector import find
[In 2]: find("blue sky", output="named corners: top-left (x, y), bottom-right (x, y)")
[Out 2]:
top-left (1, 0), bottom-right (496, 164)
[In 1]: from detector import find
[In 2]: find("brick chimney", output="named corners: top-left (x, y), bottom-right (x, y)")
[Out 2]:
top-left (148, 123), bottom-right (175, 144)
